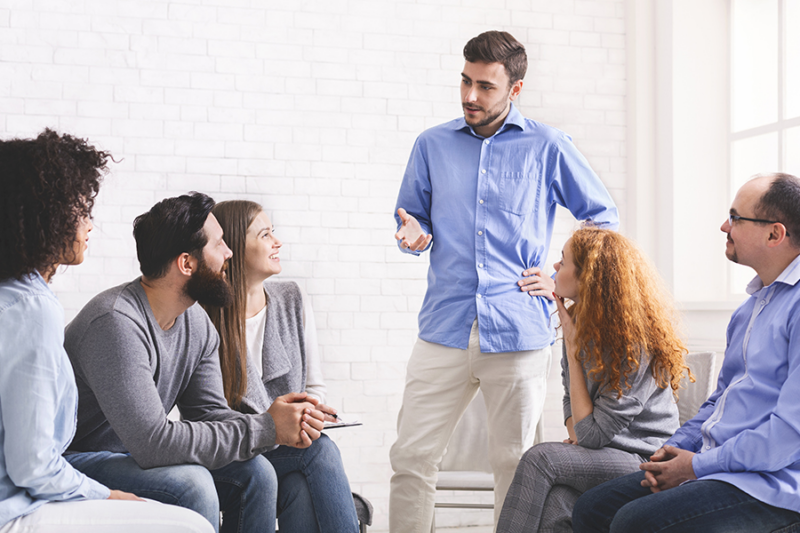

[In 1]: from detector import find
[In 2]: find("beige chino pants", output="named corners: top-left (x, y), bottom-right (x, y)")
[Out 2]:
top-left (389, 320), bottom-right (550, 533)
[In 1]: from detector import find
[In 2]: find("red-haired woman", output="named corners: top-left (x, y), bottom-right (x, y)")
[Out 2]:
top-left (497, 227), bottom-right (689, 533)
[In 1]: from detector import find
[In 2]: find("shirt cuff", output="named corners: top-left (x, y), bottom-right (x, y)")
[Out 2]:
top-left (692, 447), bottom-right (722, 478)
top-left (86, 477), bottom-right (112, 500)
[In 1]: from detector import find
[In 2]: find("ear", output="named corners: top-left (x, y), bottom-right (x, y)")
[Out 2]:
top-left (766, 223), bottom-right (789, 248)
top-left (175, 252), bottom-right (198, 277)
top-left (508, 79), bottom-right (523, 101)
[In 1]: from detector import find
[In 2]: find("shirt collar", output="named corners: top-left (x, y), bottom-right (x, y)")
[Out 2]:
top-left (451, 102), bottom-right (526, 137)
top-left (745, 253), bottom-right (800, 295)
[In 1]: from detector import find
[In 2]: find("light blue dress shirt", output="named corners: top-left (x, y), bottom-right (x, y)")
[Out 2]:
top-left (395, 103), bottom-right (619, 353)
top-left (0, 272), bottom-right (109, 527)
top-left (667, 253), bottom-right (800, 513)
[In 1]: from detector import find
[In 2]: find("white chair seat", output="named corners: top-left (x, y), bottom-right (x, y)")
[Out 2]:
top-left (436, 471), bottom-right (494, 491)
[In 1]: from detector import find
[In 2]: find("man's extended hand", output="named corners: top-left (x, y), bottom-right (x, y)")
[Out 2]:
top-left (640, 445), bottom-right (696, 493)
top-left (395, 208), bottom-right (432, 252)
top-left (268, 392), bottom-right (325, 448)
top-left (517, 267), bottom-right (555, 300)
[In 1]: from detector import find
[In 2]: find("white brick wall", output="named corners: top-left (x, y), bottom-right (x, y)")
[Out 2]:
top-left (0, 1), bottom-right (626, 530)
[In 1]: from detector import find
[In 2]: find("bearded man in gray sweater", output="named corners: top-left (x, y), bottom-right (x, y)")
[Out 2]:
top-left (64, 192), bottom-right (325, 533)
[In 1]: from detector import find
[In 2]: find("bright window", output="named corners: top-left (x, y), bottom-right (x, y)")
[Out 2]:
top-left (730, 0), bottom-right (800, 292)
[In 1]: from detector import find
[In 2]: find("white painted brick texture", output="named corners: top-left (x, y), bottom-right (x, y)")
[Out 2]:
top-left (0, 1), bottom-right (626, 530)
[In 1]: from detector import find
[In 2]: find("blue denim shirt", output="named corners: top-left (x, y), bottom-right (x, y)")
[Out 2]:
top-left (667, 253), bottom-right (800, 513)
top-left (0, 272), bottom-right (108, 526)
top-left (395, 103), bottom-right (619, 353)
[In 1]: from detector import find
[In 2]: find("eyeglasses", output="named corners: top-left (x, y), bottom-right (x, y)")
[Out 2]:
top-left (728, 214), bottom-right (791, 237)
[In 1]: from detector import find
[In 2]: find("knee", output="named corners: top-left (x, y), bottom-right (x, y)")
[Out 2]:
top-left (306, 435), bottom-right (344, 468)
top-left (239, 455), bottom-right (278, 499)
top-left (390, 439), bottom-right (437, 476)
top-left (166, 465), bottom-right (219, 522)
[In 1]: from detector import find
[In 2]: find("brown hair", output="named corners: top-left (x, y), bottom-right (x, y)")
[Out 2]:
top-left (202, 200), bottom-right (263, 408)
top-left (754, 172), bottom-right (800, 248)
top-left (565, 227), bottom-right (690, 397)
top-left (463, 30), bottom-right (527, 84)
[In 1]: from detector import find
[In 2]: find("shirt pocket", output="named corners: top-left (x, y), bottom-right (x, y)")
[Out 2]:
top-left (498, 171), bottom-right (538, 215)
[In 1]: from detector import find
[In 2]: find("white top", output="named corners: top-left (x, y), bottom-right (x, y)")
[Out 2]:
top-left (245, 287), bottom-right (327, 403)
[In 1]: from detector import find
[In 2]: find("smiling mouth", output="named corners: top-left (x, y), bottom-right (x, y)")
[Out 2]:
top-left (269, 254), bottom-right (279, 260)
top-left (463, 104), bottom-right (482, 113)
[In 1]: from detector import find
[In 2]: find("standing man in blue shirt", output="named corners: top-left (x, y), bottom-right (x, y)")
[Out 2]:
top-left (390, 30), bottom-right (619, 532)
top-left (572, 173), bottom-right (800, 533)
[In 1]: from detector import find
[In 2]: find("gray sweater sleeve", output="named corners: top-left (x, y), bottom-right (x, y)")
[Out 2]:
top-left (572, 355), bottom-right (659, 450)
top-left (71, 312), bottom-right (277, 470)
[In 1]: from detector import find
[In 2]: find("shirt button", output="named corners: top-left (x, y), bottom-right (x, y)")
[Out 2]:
top-left (705, 445), bottom-right (711, 450)
top-left (477, 294), bottom-right (482, 299)
top-left (479, 199), bottom-right (484, 204)
top-left (484, 139), bottom-right (490, 145)
top-left (478, 231), bottom-right (483, 236)
top-left (481, 169), bottom-right (486, 174)
top-left (479, 263), bottom-right (484, 268)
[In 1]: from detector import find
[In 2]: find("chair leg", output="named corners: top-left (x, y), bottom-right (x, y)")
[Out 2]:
top-left (430, 509), bottom-right (435, 533)
top-left (360, 522), bottom-right (367, 533)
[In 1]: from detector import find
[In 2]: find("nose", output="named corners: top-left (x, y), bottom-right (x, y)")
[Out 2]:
top-left (720, 217), bottom-right (731, 233)
top-left (553, 262), bottom-right (560, 272)
top-left (465, 86), bottom-right (477, 103)
top-left (87, 218), bottom-right (93, 233)
top-left (222, 241), bottom-right (233, 260)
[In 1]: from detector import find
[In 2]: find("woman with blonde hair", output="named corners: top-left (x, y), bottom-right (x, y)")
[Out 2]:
top-left (203, 200), bottom-right (359, 533)
top-left (497, 226), bottom-right (689, 533)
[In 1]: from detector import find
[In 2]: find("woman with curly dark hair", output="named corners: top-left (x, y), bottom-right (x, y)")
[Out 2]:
top-left (497, 227), bottom-right (689, 533)
top-left (0, 129), bottom-right (212, 533)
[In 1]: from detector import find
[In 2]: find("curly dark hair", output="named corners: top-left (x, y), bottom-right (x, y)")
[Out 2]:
top-left (0, 129), bottom-right (109, 281)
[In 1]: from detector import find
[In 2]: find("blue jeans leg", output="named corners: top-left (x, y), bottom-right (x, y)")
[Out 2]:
top-left (573, 471), bottom-right (800, 533)
top-left (211, 455), bottom-right (278, 533)
top-left (66, 451), bottom-right (220, 532)
top-left (264, 434), bottom-right (359, 533)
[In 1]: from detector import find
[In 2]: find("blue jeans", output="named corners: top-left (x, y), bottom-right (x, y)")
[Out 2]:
top-left (66, 451), bottom-right (277, 533)
top-left (572, 471), bottom-right (800, 533)
top-left (265, 434), bottom-right (359, 533)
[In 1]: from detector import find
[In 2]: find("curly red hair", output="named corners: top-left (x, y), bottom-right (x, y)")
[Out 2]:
top-left (565, 227), bottom-right (690, 396)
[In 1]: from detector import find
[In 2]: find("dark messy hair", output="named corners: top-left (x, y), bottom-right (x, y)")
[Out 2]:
top-left (132, 192), bottom-right (216, 279)
top-left (0, 128), bottom-right (109, 281)
top-left (463, 30), bottom-right (528, 85)
top-left (754, 173), bottom-right (800, 248)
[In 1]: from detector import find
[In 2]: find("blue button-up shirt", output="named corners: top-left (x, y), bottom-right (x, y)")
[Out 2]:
top-left (667, 253), bottom-right (800, 513)
top-left (0, 272), bottom-right (109, 526)
top-left (395, 103), bottom-right (619, 353)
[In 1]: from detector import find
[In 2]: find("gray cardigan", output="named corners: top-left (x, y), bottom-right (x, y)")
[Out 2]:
top-left (238, 281), bottom-right (307, 415)
top-left (562, 345), bottom-right (680, 456)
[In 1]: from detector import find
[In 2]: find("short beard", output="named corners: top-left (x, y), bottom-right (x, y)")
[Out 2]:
top-left (184, 258), bottom-right (233, 307)
top-left (464, 103), bottom-right (507, 129)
